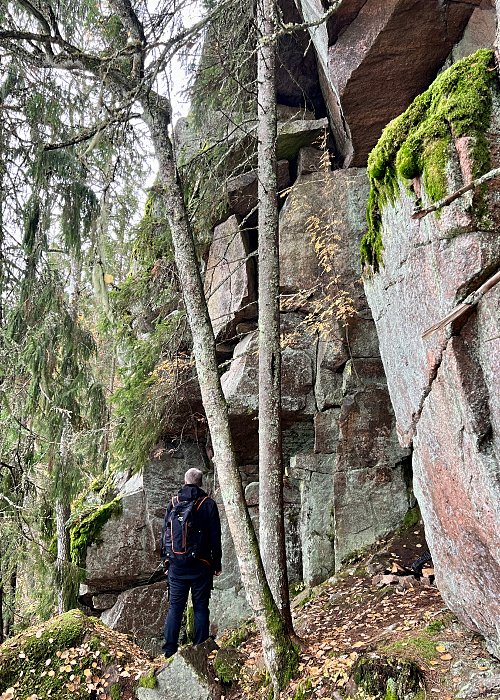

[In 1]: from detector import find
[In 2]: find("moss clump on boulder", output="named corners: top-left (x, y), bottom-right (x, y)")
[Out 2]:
top-left (361, 49), bottom-right (496, 271)
top-left (352, 654), bottom-right (424, 700)
top-left (138, 668), bottom-right (157, 689)
top-left (214, 647), bottom-right (242, 684)
top-left (70, 495), bottom-right (123, 569)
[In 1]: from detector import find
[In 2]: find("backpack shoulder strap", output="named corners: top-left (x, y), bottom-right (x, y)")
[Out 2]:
top-left (195, 496), bottom-right (208, 511)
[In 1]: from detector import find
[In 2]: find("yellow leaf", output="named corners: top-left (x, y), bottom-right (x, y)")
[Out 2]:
top-left (352, 642), bottom-right (364, 648)
top-left (104, 274), bottom-right (113, 284)
top-left (436, 646), bottom-right (446, 652)
top-left (84, 669), bottom-right (92, 677)
top-left (48, 671), bottom-right (55, 677)
top-left (65, 665), bottom-right (72, 672)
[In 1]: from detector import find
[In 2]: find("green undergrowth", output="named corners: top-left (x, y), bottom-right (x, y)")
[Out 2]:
top-left (381, 630), bottom-right (438, 662)
top-left (352, 654), bottom-right (424, 700)
top-left (214, 647), bottom-right (242, 684)
top-left (222, 619), bottom-right (255, 648)
top-left (361, 49), bottom-right (496, 271)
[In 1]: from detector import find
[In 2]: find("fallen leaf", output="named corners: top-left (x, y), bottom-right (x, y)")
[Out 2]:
top-left (352, 641), bottom-right (364, 648)
top-left (440, 654), bottom-right (452, 661)
top-left (436, 646), bottom-right (446, 652)
top-left (84, 669), bottom-right (92, 677)
top-left (35, 631), bottom-right (42, 639)
top-left (48, 670), bottom-right (55, 678)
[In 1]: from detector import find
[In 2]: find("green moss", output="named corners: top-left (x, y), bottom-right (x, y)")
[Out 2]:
top-left (402, 506), bottom-right (421, 530)
top-left (293, 678), bottom-right (313, 700)
top-left (70, 495), bottom-right (123, 569)
top-left (289, 581), bottom-right (306, 598)
top-left (361, 49), bottom-right (496, 271)
top-left (223, 620), bottom-right (254, 648)
top-left (138, 668), bottom-right (157, 689)
top-left (186, 605), bottom-right (194, 644)
top-left (262, 584), bottom-right (299, 688)
top-left (424, 620), bottom-right (443, 635)
top-left (382, 635), bottom-right (437, 661)
top-left (111, 682), bottom-right (121, 700)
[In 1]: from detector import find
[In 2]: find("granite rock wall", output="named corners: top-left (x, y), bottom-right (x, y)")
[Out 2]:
top-left (363, 76), bottom-right (500, 657)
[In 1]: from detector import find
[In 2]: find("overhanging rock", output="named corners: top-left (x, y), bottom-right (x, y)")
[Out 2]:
top-left (296, 0), bottom-right (481, 166)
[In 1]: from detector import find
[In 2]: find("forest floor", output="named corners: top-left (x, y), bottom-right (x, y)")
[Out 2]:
top-left (3, 518), bottom-right (500, 700)
top-left (210, 520), bottom-right (500, 700)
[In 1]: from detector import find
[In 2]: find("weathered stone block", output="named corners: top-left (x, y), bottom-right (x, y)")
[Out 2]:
top-left (314, 409), bottom-right (341, 454)
top-left (204, 215), bottom-right (257, 341)
top-left (221, 316), bottom-right (317, 417)
top-left (137, 638), bottom-right (219, 700)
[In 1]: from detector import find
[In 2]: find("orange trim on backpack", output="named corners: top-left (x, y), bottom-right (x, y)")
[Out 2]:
top-left (196, 497), bottom-right (208, 511)
top-left (199, 559), bottom-right (211, 567)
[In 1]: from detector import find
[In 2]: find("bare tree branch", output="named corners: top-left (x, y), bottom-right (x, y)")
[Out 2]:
top-left (412, 167), bottom-right (500, 220)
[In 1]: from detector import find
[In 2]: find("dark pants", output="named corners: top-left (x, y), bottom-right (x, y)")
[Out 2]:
top-left (162, 565), bottom-right (213, 656)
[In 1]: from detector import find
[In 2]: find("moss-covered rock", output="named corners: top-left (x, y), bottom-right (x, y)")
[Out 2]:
top-left (0, 609), bottom-right (155, 699)
top-left (352, 654), bottom-right (424, 700)
top-left (361, 49), bottom-right (496, 271)
top-left (70, 495), bottom-right (123, 569)
top-left (213, 647), bottom-right (242, 685)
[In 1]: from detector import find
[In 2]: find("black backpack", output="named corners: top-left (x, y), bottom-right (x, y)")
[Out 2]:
top-left (161, 495), bottom-right (207, 563)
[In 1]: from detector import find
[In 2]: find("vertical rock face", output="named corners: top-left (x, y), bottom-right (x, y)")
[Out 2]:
top-left (363, 72), bottom-right (500, 656)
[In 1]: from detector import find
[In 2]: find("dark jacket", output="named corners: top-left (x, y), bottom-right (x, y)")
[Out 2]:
top-left (161, 484), bottom-right (222, 572)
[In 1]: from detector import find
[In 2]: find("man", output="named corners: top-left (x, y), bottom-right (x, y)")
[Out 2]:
top-left (161, 467), bottom-right (222, 658)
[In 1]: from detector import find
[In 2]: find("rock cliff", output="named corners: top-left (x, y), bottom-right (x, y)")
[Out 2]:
top-left (79, 1), bottom-right (500, 660)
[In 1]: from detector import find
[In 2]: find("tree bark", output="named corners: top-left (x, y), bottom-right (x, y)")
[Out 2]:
top-left (141, 97), bottom-right (297, 688)
top-left (257, 0), bottom-right (294, 638)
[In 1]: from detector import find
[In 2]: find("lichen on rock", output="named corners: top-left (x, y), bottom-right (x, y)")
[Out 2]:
top-left (70, 495), bottom-right (123, 569)
top-left (361, 49), bottom-right (496, 271)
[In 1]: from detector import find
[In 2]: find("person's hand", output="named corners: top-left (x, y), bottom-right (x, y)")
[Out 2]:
top-left (214, 571), bottom-right (222, 576)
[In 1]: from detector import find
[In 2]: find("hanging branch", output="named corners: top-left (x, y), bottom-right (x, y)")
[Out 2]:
top-left (411, 166), bottom-right (500, 220)
top-left (422, 268), bottom-right (500, 340)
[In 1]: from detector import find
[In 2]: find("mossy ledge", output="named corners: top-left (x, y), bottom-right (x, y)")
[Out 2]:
top-left (360, 49), bottom-right (496, 272)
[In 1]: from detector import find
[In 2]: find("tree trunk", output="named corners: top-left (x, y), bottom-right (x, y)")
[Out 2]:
top-left (56, 494), bottom-right (71, 614)
top-left (141, 98), bottom-right (298, 689)
top-left (257, 0), bottom-right (294, 638)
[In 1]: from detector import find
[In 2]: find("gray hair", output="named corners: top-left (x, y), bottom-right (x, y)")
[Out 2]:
top-left (184, 468), bottom-right (203, 487)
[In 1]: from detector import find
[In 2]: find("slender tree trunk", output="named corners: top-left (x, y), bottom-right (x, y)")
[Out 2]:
top-left (141, 99), bottom-right (298, 689)
top-left (56, 253), bottom-right (81, 613)
top-left (257, 0), bottom-right (294, 639)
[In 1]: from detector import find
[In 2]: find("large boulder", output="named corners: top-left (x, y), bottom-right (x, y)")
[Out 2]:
top-left (296, 0), bottom-right (482, 166)
top-left (363, 59), bottom-right (500, 656)
top-left (101, 581), bottom-right (170, 657)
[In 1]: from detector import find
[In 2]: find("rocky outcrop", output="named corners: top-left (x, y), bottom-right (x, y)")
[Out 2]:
top-left (295, 0), bottom-right (483, 166)
top-left (137, 638), bottom-right (219, 700)
top-left (363, 57), bottom-right (500, 657)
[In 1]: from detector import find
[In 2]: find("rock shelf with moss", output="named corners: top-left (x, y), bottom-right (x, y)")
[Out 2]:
top-left (360, 49), bottom-right (496, 271)
top-left (0, 609), bottom-right (156, 699)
